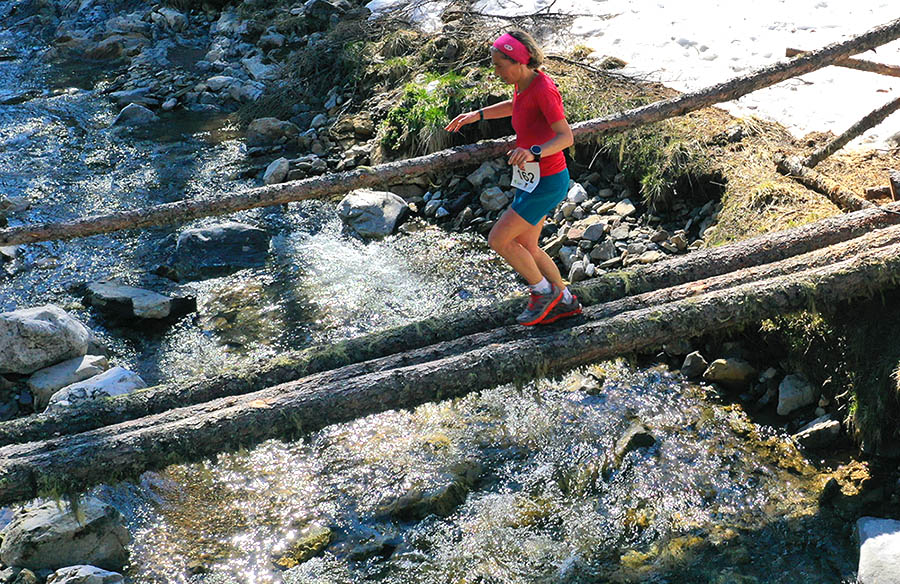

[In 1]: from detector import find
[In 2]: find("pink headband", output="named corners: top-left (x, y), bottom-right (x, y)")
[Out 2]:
top-left (492, 33), bottom-right (530, 65)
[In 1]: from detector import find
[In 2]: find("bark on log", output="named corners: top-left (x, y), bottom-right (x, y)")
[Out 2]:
top-left (775, 153), bottom-right (875, 211)
top-left (802, 96), bottom-right (900, 168)
top-left (3, 242), bottom-right (900, 504)
top-left (890, 170), bottom-right (900, 201)
top-left (786, 48), bottom-right (900, 79)
top-left (3, 202), bottom-right (900, 446)
top-left (865, 186), bottom-right (892, 200)
top-left (2, 17), bottom-right (900, 246)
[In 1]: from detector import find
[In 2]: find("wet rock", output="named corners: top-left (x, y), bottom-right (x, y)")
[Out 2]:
top-left (46, 566), bottom-right (124, 584)
top-left (173, 222), bottom-right (271, 280)
top-left (479, 186), bottom-right (508, 211)
top-left (614, 421), bottom-right (656, 466)
top-left (777, 374), bottom-right (817, 416)
top-left (83, 281), bottom-right (196, 321)
top-left (380, 460), bottom-right (482, 520)
top-left (857, 517), bottom-right (900, 584)
top-left (246, 117), bottom-right (300, 147)
top-left (26, 355), bottom-right (109, 412)
top-left (702, 358), bottom-right (756, 391)
top-left (111, 103), bottom-right (157, 127)
top-left (0, 498), bottom-right (130, 571)
top-left (337, 189), bottom-right (409, 239)
top-left (45, 366), bottom-right (147, 413)
top-left (792, 414), bottom-right (841, 449)
top-left (0, 305), bottom-right (90, 375)
top-left (272, 524), bottom-right (332, 569)
top-left (423, 199), bottom-right (442, 217)
top-left (263, 157), bottom-right (290, 185)
top-left (108, 88), bottom-right (156, 108)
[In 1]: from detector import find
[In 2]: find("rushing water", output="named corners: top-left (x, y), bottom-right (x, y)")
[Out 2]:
top-left (0, 5), bottom-right (859, 583)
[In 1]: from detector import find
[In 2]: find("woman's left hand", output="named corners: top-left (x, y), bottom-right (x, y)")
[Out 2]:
top-left (507, 147), bottom-right (535, 169)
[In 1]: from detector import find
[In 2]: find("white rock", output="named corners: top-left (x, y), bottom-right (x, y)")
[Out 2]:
top-left (479, 186), bottom-right (509, 211)
top-left (857, 517), bottom-right (900, 584)
top-left (47, 565), bottom-right (124, 584)
top-left (26, 355), bottom-right (109, 412)
top-left (241, 55), bottom-right (280, 81)
top-left (206, 75), bottom-right (237, 92)
top-left (46, 367), bottom-right (147, 413)
top-left (567, 183), bottom-right (588, 204)
top-left (792, 414), bottom-right (841, 449)
top-left (0, 305), bottom-right (90, 375)
top-left (337, 189), bottom-right (409, 239)
top-left (467, 161), bottom-right (496, 187)
top-left (614, 198), bottom-right (637, 217)
top-left (777, 374), bottom-right (818, 416)
top-left (263, 157), bottom-right (290, 185)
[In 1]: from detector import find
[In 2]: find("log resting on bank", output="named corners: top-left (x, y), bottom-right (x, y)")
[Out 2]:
top-left (2, 17), bottom-right (900, 246)
top-left (801, 96), bottom-right (900, 168)
top-left (3, 242), bottom-right (900, 504)
top-left (2, 203), bottom-right (900, 446)
top-left (775, 153), bottom-right (875, 211)
top-left (785, 48), bottom-right (900, 79)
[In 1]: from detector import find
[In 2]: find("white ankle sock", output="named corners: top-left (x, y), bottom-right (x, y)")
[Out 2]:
top-left (531, 277), bottom-right (552, 295)
top-left (562, 287), bottom-right (573, 303)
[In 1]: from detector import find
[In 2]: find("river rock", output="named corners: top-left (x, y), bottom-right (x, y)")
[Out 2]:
top-left (857, 517), bottom-right (900, 584)
top-left (479, 186), bottom-right (508, 211)
top-left (792, 414), bottom-right (841, 449)
top-left (309, 113), bottom-right (329, 129)
top-left (582, 223), bottom-right (606, 242)
top-left (83, 281), bottom-right (196, 321)
top-left (241, 55), bottom-right (280, 82)
top-left (614, 199), bottom-right (637, 217)
top-left (108, 88), bottom-right (156, 108)
top-left (46, 566), bottom-right (124, 584)
top-left (589, 239), bottom-right (618, 262)
top-left (337, 189), bottom-right (409, 239)
top-left (258, 30), bottom-right (286, 51)
top-left (305, 0), bottom-right (351, 22)
top-left (272, 524), bottom-right (333, 569)
top-left (27, 355), bottom-right (109, 412)
top-left (111, 103), bottom-right (158, 127)
top-left (151, 7), bottom-right (187, 32)
top-left (85, 37), bottom-right (124, 61)
top-left (777, 374), bottom-right (818, 416)
top-left (0, 305), bottom-right (90, 375)
top-left (614, 421), bottom-right (656, 466)
top-left (378, 460), bottom-right (482, 520)
top-left (567, 183), bottom-right (588, 204)
top-left (263, 157), bottom-right (290, 185)
top-left (246, 117), bottom-right (300, 146)
top-left (105, 13), bottom-right (150, 36)
top-left (0, 498), bottom-right (130, 572)
top-left (205, 75), bottom-right (237, 92)
top-left (702, 358), bottom-right (756, 391)
top-left (45, 366), bottom-right (147, 412)
top-left (172, 222), bottom-right (270, 280)
top-left (466, 161), bottom-right (496, 187)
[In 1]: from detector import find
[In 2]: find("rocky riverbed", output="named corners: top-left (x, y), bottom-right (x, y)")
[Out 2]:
top-left (1, 0), bottom-right (899, 582)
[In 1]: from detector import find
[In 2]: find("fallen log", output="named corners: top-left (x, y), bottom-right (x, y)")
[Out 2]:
top-left (865, 186), bottom-right (892, 199)
top-left (786, 48), bottom-right (900, 79)
top-left (3, 241), bottom-right (900, 504)
top-left (775, 153), bottom-right (875, 211)
top-left (3, 202), bottom-right (900, 445)
top-left (802, 96), bottom-right (900, 168)
top-left (891, 170), bottom-right (900, 201)
top-left (3, 17), bottom-right (900, 246)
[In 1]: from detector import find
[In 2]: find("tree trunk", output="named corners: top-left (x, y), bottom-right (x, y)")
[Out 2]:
top-left (2, 17), bottom-right (900, 246)
top-left (802, 96), bottom-right (900, 168)
top-left (3, 242), bottom-right (900, 504)
top-left (786, 48), bottom-right (900, 78)
top-left (775, 153), bottom-right (875, 211)
top-left (2, 204), bottom-right (900, 446)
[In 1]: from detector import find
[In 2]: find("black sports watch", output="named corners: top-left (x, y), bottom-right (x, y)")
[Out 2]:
top-left (529, 145), bottom-right (542, 161)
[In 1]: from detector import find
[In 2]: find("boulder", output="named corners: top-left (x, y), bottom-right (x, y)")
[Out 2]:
top-left (337, 189), bottom-right (409, 239)
top-left (26, 355), bottom-right (109, 412)
top-left (47, 566), bottom-right (124, 584)
top-left (681, 351), bottom-right (708, 378)
top-left (792, 414), bottom-right (841, 449)
top-left (245, 117), bottom-right (299, 146)
top-left (111, 104), bottom-right (158, 127)
top-left (83, 281), bottom-right (196, 320)
top-left (45, 366), bottom-right (147, 412)
top-left (614, 199), bottom-right (637, 217)
top-left (777, 374), bottom-right (818, 416)
top-left (263, 157), bottom-right (290, 185)
top-left (466, 161), bottom-right (496, 188)
top-left (857, 517), bottom-right (900, 584)
top-left (702, 358), bottom-right (757, 391)
top-left (0, 305), bottom-right (90, 375)
top-left (0, 498), bottom-right (130, 571)
top-left (172, 222), bottom-right (271, 280)
top-left (567, 183), bottom-right (588, 204)
top-left (479, 186), bottom-right (509, 211)
top-left (241, 55), bottom-right (280, 82)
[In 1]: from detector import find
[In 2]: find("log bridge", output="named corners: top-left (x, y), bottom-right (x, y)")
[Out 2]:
top-left (1, 19), bottom-right (900, 505)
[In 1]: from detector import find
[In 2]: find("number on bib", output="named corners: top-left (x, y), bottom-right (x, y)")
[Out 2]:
top-left (511, 162), bottom-right (541, 193)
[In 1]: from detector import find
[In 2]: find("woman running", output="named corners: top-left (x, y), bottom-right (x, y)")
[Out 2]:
top-left (446, 30), bottom-right (581, 325)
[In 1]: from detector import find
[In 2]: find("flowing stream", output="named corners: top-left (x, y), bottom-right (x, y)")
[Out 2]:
top-left (0, 7), bottom-right (860, 583)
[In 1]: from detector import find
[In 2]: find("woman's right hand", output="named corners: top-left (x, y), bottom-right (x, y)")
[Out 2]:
top-left (445, 111), bottom-right (480, 133)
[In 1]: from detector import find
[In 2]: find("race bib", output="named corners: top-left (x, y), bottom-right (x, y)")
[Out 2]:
top-left (511, 162), bottom-right (541, 193)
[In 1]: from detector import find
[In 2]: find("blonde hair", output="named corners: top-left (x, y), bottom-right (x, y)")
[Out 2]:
top-left (492, 29), bottom-right (544, 69)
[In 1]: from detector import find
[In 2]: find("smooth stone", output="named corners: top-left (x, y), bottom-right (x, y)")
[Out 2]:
top-left (0, 305), bottom-right (90, 375)
top-left (582, 223), bottom-right (606, 242)
top-left (173, 222), bottom-right (271, 280)
top-left (246, 117), bottom-right (299, 146)
top-left (614, 199), bottom-right (637, 217)
top-left (337, 189), bottom-right (409, 239)
top-left (857, 517), bottom-right (900, 584)
top-left (681, 351), bottom-right (708, 378)
top-left (466, 161), bottom-right (496, 187)
top-left (111, 103), bottom-right (157, 127)
top-left (703, 358), bottom-right (757, 391)
top-left (46, 566), bottom-right (124, 584)
top-left (84, 281), bottom-right (194, 320)
top-left (479, 186), bottom-right (509, 212)
top-left (26, 355), bottom-right (109, 412)
top-left (263, 157), bottom-right (290, 185)
top-left (567, 183), bottom-right (588, 204)
top-left (45, 366), bottom-right (147, 412)
top-left (792, 414), bottom-right (841, 449)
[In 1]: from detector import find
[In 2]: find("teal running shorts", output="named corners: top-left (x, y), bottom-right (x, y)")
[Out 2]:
top-left (510, 167), bottom-right (570, 226)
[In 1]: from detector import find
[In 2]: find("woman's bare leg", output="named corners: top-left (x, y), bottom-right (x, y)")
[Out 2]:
top-left (487, 209), bottom-right (544, 284)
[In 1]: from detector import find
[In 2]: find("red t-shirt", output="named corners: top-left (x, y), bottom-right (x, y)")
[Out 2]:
top-left (512, 70), bottom-right (567, 176)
